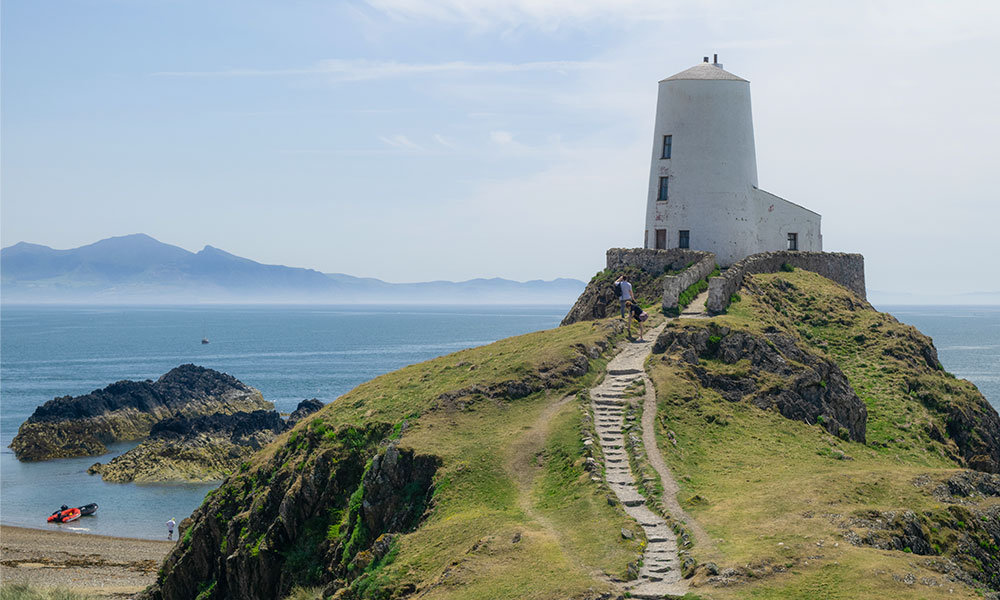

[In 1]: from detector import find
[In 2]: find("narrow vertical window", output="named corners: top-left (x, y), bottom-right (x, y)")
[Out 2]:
top-left (658, 177), bottom-right (669, 202)
top-left (661, 135), bottom-right (672, 159)
top-left (679, 230), bottom-right (690, 249)
top-left (787, 233), bottom-right (798, 251)
top-left (655, 229), bottom-right (666, 249)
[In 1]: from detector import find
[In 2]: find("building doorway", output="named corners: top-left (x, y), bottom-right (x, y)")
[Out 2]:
top-left (655, 229), bottom-right (666, 249)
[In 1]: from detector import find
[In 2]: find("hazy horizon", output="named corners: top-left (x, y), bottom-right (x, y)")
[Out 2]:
top-left (3, 1), bottom-right (998, 298)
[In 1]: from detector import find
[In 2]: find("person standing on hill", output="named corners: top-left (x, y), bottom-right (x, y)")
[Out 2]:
top-left (614, 274), bottom-right (634, 319)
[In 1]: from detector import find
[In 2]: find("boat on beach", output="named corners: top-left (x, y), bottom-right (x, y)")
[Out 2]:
top-left (47, 507), bottom-right (81, 523)
top-left (47, 503), bottom-right (98, 523)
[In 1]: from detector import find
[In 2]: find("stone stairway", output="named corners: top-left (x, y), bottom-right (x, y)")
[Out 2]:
top-left (590, 329), bottom-right (687, 599)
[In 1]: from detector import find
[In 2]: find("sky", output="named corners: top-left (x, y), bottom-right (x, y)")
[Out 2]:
top-left (2, 0), bottom-right (999, 299)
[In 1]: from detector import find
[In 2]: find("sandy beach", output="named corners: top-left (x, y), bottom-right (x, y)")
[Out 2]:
top-left (0, 525), bottom-right (175, 598)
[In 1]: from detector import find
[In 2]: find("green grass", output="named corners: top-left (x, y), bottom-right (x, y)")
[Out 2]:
top-left (0, 586), bottom-right (97, 600)
top-left (646, 270), bottom-right (992, 599)
top-left (157, 317), bottom-right (640, 600)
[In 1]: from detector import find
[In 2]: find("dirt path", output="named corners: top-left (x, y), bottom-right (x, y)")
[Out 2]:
top-left (0, 525), bottom-right (174, 598)
top-left (639, 372), bottom-right (713, 549)
top-left (505, 394), bottom-right (613, 583)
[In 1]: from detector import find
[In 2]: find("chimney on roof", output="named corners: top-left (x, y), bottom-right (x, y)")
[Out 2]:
top-left (703, 56), bottom-right (709, 63)
top-left (712, 53), bottom-right (723, 69)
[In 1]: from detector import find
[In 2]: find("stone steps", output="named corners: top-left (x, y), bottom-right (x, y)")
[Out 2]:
top-left (589, 342), bottom-right (685, 596)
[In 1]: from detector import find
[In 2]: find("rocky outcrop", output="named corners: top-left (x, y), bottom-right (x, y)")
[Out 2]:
top-left (653, 324), bottom-right (867, 442)
top-left (88, 400), bottom-right (324, 483)
top-left (288, 398), bottom-right (324, 425)
top-left (139, 423), bottom-right (439, 600)
top-left (906, 376), bottom-right (1000, 474)
top-left (842, 471), bottom-right (1000, 593)
top-left (10, 365), bottom-right (269, 461)
top-left (563, 249), bottom-right (710, 325)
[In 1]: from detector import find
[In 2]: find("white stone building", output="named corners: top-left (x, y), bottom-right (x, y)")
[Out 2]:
top-left (643, 56), bottom-right (821, 266)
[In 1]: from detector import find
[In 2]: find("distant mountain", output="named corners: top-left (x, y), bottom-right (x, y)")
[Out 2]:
top-left (1, 234), bottom-right (584, 304)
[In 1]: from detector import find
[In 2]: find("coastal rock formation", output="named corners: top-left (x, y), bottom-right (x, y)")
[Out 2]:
top-left (88, 400), bottom-right (324, 483)
top-left (138, 426), bottom-right (439, 600)
top-left (134, 269), bottom-right (1000, 599)
top-left (562, 267), bottom-right (667, 325)
top-left (139, 321), bottom-right (630, 600)
top-left (288, 398), bottom-right (324, 425)
top-left (652, 324), bottom-right (867, 442)
top-left (10, 364), bottom-right (269, 461)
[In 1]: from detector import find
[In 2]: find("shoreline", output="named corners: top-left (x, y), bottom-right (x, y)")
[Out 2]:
top-left (0, 523), bottom-right (170, 543)
top-left (0, 525), bottom-right (175, 598)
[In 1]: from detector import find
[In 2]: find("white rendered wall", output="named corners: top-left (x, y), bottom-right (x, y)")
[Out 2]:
top-left (753, 188), bottom-right (823, 252)
top-left (644, 74), bottom-right (760, 266)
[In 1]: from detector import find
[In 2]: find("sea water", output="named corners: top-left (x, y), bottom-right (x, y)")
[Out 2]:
top-left (0, 305), bottom-right (566, 539)
top-left (879, 305), bottom-right (1000, 412)
top-left (1, 304), bottom-right (997, 540)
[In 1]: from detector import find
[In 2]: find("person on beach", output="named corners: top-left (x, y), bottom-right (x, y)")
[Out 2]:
top-left (166, 517), bottom-right (176, 540)
top-left (614, 274), bottom-right (634, 318)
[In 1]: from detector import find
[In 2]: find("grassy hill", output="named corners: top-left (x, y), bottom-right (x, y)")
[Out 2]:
top-left (645, 270), bottom-right (999, 599)
top-left (140, 268), bottom-right (1000, 600)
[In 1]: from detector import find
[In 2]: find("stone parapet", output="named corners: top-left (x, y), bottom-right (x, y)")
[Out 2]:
top-left (606, 248), bottom-right (713, 275)
top-left (706, 251), bottom-right (866, 314)
top-left (662, 253), bottom-right (717, 310)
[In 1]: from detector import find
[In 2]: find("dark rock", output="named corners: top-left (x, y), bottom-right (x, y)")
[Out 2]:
top-left (10, 364), bottom-right (269, 461)
top-left (907, 376), bottom-right (1000, 473)
top-left (653, 325), bottom-right (867, 442)
top-left (92, 410), bottom-right (291, 483)
top-left (288, 399), bottom-right (324, 425)
top-left (140, 424), bottom-right (438, 600)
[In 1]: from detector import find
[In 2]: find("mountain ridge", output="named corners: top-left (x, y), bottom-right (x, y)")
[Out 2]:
top-left (1, 234), bottom-right (584, 304)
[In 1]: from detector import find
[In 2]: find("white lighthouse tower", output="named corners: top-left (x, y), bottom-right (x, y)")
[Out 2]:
top-left (643, 56), bottom-right (822, 265)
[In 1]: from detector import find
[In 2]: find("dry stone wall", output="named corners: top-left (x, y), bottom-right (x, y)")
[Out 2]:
top-left (606, 248), bottom-right (713, 275)
top-left (707, 251), bottom-right (865, 314)
top-left (662, 253), bottom-right (717, 310)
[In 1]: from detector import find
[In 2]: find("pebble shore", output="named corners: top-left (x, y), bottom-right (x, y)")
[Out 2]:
top-left (0, 525), bottom-right (174, 598)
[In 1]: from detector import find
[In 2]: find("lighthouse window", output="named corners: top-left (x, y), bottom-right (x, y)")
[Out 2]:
top-left (658, 177), bottom-right (669, 202)
top-left (787, 233), bottom-right (798, 251)
top-left (679, 230), bottom-right (690, 249)
top-left (661, 135), bottom-right (672, 159)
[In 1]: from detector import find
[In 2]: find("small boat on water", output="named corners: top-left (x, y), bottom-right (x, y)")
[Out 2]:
top-left (47, 507), bottom-right (81, 523)
top-left (201, 338), bottom-right (210, 344)
top-left (47, 503), bottom-right (98, 523)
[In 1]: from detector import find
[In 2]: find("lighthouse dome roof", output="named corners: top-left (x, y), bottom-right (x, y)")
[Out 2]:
top-left (661, 63), bottom-right (747, 83)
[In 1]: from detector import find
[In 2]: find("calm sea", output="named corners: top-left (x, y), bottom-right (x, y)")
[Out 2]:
top-left (879, 305), bottom-right (1000, 412)
top-left (0, 305), bottom-right (566, 539)
top-left (1, 304), bottom-right (997, 540)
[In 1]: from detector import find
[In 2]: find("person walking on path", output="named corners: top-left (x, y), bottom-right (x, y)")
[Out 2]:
top-left (166, 517), bottom-right (176, 540)
top-left (615, 274), bottom-right (634, 319)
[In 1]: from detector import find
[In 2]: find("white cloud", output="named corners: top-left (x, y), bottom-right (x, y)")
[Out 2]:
top-left (489, 130), bottom-right (514, 145)
top-left (378, 134), bottom-right (425, 151)
top-left (433, 134), bottom-right (458, 149)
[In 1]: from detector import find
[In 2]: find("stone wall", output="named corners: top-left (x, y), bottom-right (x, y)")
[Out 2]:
top-left (606, 248), bottom-right (713, 275)
top-left (706, 251), bottom-right (866, 314)
top-left (662, 253), bottom-right (717, 310)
